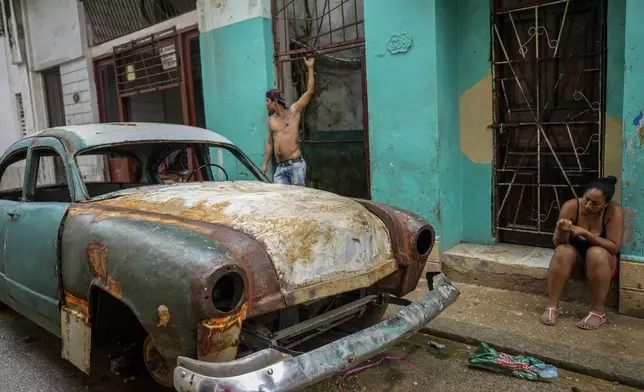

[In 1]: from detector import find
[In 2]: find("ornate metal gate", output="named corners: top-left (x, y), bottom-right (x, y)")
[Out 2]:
top-left (492, 0), bottom-right (606, 247)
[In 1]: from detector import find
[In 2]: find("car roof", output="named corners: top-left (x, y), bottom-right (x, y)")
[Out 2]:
top-left (25, 122), bottom-right (235, 153)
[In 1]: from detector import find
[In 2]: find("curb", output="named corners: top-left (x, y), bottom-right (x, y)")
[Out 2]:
top-left (419, 325), bottom-right (644, 390)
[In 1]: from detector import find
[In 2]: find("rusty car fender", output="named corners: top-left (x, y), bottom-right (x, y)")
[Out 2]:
top-left (354, 200), bottom-right (435, 298)
top-left (59, 203), bottom-right (286, 363)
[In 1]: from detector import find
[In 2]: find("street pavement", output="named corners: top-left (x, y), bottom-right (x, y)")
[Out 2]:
top-left (1, 307), bottom-right (638, 392)
top-left (406, 282), bottom-right (644, 388)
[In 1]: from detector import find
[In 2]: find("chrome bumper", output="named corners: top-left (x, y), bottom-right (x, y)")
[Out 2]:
top-left (173, 273), bottom-right (459, 392)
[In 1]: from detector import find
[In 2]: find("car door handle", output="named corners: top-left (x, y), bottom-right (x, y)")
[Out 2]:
top-left (7, 211), bottom-right (20, 219)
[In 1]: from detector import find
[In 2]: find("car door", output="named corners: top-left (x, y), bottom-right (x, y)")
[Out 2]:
top-left (3, 137), bottom-right (73, 337)
top-left (0, 144), bottom-right (30, 306)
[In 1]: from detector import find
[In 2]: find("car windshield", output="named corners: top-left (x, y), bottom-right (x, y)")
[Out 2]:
top-left (76, 141), bottom-right (265, 199)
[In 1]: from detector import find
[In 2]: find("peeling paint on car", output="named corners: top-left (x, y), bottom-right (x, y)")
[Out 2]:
top-left (197, 303), bottom-right (248, 362)
top-left (157, 305), bottom-right (171, 327)
top-left (86, 243), bottom-right (122, 299)
top-left (63, 292), bottom-right (90, 324)
top-left (94, 181), bottom-right (397, 300)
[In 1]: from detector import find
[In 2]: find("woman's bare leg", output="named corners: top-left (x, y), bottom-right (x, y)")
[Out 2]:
top-left (540, 244), bottom-right (578, 325)
top-left (579, 246), bottom-right (615, 329)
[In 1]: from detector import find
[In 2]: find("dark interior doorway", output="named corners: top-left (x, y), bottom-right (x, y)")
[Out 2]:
top-left (271, 0), bottom-right (370, 199)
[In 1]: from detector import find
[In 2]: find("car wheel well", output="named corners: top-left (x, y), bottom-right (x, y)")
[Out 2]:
top-left (88, 287), bottom-right (150, 381)
top-left (90, 287), bottom-right (147, 346)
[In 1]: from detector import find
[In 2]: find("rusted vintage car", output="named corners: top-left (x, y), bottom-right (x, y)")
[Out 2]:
top-left (0, 123), bottom-right (459, 391)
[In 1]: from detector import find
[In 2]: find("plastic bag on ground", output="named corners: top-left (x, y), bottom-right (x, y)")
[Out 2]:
top-left (468, 342), bottom-right (559, 381)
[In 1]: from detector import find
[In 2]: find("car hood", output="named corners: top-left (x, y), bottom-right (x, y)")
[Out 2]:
top-left (92, 181), bottom-right (396, 303)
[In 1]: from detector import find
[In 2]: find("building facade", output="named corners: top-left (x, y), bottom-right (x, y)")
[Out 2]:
top-left (195, 0), bottom-right (644, 317)
top-left (0, 0), bottom-right (642, 316)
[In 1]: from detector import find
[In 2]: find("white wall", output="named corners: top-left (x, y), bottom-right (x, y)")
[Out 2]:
top-left (0, 41), bottom-right (21, 152)
top-left (0, 41), bottom-right (35, 152)
top-left (61, 58), bottom-right (95, 125)
top-left (0, 40), bottom-right (28, 188)
top-left (25, 0), bottom-right (83, 71)
top-left (197, 0), bottom-right (269, 33)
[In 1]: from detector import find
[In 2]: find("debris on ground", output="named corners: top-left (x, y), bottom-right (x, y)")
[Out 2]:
top-left (337, 356), bottom-right (423, 392)
top-left (468, 342), bottom-right (558, 381)
top-left (427, 340), bottom-right (446, 350)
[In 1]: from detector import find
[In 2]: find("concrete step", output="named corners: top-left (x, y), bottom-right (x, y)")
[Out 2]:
top-left (440, 243), bottom-right (619, 308)
top-left (392, 282), bottom-right (644, 389)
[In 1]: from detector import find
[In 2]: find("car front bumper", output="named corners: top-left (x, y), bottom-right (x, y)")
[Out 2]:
top-left (173, 273), bottom-right (459, 392)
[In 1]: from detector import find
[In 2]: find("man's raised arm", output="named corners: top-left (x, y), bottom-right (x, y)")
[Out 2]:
top-left (261, 124), bottom-right (273, 174)
top-left (291, 57), bottom-right (315, 112)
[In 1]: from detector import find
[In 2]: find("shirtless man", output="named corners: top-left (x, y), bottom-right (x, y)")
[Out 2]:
top-left (261, 57), bottom-right (315, 186)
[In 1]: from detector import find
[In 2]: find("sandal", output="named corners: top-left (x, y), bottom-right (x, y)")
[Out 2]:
top-left (540, 307), bottom-right (559, 326)
top-left (577, 311), bottom-right (607, 330)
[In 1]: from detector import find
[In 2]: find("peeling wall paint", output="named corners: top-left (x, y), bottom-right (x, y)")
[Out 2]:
top-left (460, 74), bottom-right (493, 165)
top-left (605, 116), bottom-right (623, 202)
top-left (365, 0), bottom-right (493, 251)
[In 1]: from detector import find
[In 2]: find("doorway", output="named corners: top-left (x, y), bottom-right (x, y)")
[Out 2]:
top-left (492, 0), bottom-right (606, 247)
top-left (42, 67), bottom-right (68, 184)
top-left (93, 27), bottom-right (205, 183)
top-left (271, 0), bottom-right (370, 199)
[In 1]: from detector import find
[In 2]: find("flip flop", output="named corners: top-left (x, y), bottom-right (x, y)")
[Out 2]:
top-left (540, 307), bottom-right (559, 326)
top-left (577, 311), bottom-right (607, 330)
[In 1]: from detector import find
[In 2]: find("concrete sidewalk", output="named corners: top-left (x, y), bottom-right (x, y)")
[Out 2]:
top-left (389, 279), bottom-right (644, 389)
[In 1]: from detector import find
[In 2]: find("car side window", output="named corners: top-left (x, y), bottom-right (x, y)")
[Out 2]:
top-left (30, 149), bottom-right (71, 203)
top-left (0, 150), bottom-right (28, 202)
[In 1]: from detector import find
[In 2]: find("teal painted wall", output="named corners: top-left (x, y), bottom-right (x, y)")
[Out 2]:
top-left (605, 0), bottom-right (626, 206)
top-left (436, 0), bottom-right (463, 251)
top-left (458, 0), bottom-right (495, 245)
top-left (364, 0), bottom-right (493, 250)
top-left (621, 0), bottom-right (644, 261)
top-left (364, 0), bottom-right (441, 232)
top-left (607, 0), bottom-right (626, 118)
top-left (199, 16), bottom-right (275, 175)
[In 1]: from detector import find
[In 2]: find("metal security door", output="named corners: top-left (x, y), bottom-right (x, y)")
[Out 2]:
top-left (492, 0), bottom-right (606, 247)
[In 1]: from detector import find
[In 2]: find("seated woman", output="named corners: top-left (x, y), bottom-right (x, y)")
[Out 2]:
top-left (540, 176), bottom-right (624, 330)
